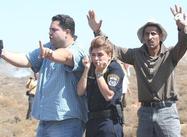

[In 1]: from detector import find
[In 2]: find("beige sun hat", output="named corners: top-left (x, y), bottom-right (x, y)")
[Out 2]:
top-left (137, 21), bottom-right (167, 43)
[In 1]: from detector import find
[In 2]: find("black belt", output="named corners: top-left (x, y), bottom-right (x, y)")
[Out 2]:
top-left (141, 100), bottom-right (175, 108)
top-left (88, 109), bottom-right (112, 120)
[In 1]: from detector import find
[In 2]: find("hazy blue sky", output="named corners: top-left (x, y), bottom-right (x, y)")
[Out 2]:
top-left (0, 0), bottom-right (186, 54)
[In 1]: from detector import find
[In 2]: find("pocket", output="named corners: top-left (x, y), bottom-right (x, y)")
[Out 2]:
top-left (170, 103), bottom-right (179, 119)
top-left (113, 121), bottom-right (123, 137)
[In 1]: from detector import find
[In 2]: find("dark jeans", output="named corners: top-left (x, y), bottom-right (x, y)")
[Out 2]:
top-left (26, 94), bottom-right (34, 120)
top-left (86, 118), bottom-right (124, 137)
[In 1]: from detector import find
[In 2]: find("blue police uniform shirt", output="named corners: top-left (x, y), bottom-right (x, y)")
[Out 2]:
top-left (26, 42), bottom-right (88, 123)
top-left (87, 60), bottom-right (124, 112)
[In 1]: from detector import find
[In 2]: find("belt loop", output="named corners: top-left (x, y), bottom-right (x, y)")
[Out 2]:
top-left (161, 101), bottom-right (165, 107)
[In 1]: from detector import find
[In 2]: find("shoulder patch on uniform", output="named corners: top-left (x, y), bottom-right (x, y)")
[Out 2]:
top-left (107, 74), bottom-right (120, 87)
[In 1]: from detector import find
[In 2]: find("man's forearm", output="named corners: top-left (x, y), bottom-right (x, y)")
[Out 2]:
top-left (1, 50), bottom-right (31, 67)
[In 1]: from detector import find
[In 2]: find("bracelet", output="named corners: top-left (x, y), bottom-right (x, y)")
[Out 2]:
top-left (178, 26), bottom-right (187, 34)
top-left (93, 30), bottom-right (101, 36)
top-left (95, 72), bottom-right (104, 78)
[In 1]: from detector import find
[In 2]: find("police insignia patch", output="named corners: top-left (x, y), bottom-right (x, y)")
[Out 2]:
top-left (107, 74), bottom-right (120, 87)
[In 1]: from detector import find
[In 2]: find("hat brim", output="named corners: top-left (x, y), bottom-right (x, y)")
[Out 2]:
top-left (137, 22), bottom-right (167, 43)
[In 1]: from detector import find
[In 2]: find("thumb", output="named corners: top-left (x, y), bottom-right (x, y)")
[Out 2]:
top-left (99, 20), bottom-right (102, 28)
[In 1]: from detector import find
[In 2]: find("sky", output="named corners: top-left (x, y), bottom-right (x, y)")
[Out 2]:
top-left (0, 0), bottom-right (187, 54)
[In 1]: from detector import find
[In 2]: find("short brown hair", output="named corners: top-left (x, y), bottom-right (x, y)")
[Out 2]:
top-left (89, 36), bottom-right (113, 56)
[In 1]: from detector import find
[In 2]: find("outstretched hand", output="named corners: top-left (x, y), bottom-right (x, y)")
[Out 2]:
top-left (39, 41), bottom-right (53, 59)
top-left (170, 5), bottom-right (187, 33)
top-left (87, 10), bottom-right (102, 33)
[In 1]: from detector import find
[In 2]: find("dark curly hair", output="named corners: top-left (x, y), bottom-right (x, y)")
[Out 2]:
top-left (52, 14), bottom-right (75, 36)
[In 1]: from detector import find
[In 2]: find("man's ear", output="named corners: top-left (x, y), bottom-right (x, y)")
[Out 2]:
top-left (159, 33), bottom-right (163, 41)
top-left (66, 29), bottom-right (71, 35)
top-left (108, 52), bottom-right (112, 59)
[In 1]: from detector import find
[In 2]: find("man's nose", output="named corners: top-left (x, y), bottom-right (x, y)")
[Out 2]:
top-left (49, 31), bottom-right (53, 35)
top-left (148, 33), bottom-right (153, 39)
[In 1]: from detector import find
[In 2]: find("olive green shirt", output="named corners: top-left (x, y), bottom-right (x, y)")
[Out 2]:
top-left (96, 31), bottom-right (187, 102)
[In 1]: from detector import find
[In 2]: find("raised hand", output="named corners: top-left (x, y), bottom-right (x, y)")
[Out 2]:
top-left (170, 5), bottom-right (187, 33)
top-left (82, 56), bottom-right (91, 69)
top-left (39, 40), bottom-right (53, 59)
top-left (87, 10), bottom-right (102, 33)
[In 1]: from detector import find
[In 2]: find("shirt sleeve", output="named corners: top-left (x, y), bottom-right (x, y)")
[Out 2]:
top-left (64, 44), bottom-right (87, 72)
top-left (26, 48), bottom-right (42, 73)
top-left (26, 43), bottom-right (52, 73)
top-left (106, 62), bottom-right (124, 100)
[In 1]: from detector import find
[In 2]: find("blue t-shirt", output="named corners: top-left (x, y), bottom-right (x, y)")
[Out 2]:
top-left (26, 42), bottom-right (88, 123)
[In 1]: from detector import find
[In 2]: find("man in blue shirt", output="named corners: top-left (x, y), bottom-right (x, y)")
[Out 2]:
top-left (0, 14), bottom-right (87, 137)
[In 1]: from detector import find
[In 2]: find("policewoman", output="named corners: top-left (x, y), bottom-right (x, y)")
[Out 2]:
top-left (77, 36), bottom-right (125, 137)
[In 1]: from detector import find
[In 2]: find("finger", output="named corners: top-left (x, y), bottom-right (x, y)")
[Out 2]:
top-left (184, 13), bottom-right (187, 20)
top-left (99, 20), bottom-right (102, 28)
top-left (175, 5), bottom-right (182, 14)
top-left (179, 6), bottom-right (182, 13)
top-left (99, 61), bottom-right (106, 69)
top-left (92, 10), bottom-right (96, 18)
top-left (170, 7), bottom-right (175, 16)
top-left (90, 10), bottom-right (94, 19)
top-left (84, 55), bottom-right (90, 61)
top-left (82, 56), bottom-right (87, 62)
top-left (88, 10), bottom-right (92, 17)
top-left (39, 40), bottom-right (44, 58)
top-left (88, 10), bottom-right (92, 18)
top-left (175, 5), bottom-right (179, 13)
top-left (86, 15), bottom-right (90, 21)
top-left (89, 10), bottom-right (92, 14)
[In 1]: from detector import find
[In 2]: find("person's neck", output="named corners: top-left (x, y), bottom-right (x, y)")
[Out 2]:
top-left (66, 38), bottom-right (75, 47)
top-left (55, 38), bottom-right (74, 49)
top-left (148, 46), bottom-right (161, 57)
top-left (149, 50), bottom-right (159, 57)
top-left (64, 37), bottom-right (75, 48)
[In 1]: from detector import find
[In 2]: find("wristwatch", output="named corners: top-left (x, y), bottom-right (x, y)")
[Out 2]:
top-left (95, 72), bottom-right (104, 78)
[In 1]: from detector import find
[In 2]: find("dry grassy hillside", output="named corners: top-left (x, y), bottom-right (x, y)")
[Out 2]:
top-left (0, 62), bottom-right (37, 137)
top-left (0, 53), bottom-right (186, 137)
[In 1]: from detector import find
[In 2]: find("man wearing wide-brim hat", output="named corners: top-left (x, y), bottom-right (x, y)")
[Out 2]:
top-left (137, 21), bottom-right (168, 44)
top-left (87, 4), bottom-right (187, 137)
